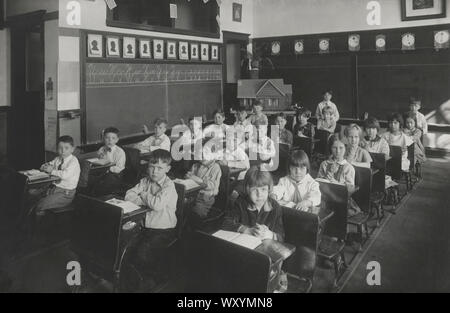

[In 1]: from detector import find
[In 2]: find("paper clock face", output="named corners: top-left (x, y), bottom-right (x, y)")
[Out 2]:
top-left (434, 30), bottom-right (450, 49)
top-left (348, 34), bottom-right (360, 50)
top-left (271, 41), bottom-right (281, 55)
top-left (294, 40), bottom-right (304, 54)
top-left (402, 33), bottom-right (415, 50)
top-left (376, 36), bottom-right (386, 50)
top-left (319, 39), bottom-right (330, 53)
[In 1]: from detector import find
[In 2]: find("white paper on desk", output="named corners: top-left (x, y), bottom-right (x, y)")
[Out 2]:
top-left (87, 158), bottom-right (110, 165)
top-left (20, 169), bottom-right (50, 181)
top-left (174, 179), bottom-right (200, 190)
top-left (213, 230), bottom-right (262, 250)
top-left (277, 200), bottom-right (296, 209)
top-left (106, 198), bottom-right (141, 214)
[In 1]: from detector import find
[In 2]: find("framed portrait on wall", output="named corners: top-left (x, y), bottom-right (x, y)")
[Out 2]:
top-left (167, 41), bottom-right (177, 59)
top-left (87, 34), bottom-right (103, 58)
top-left (232, 3), bottom-right (242, 22)
top-left (201, 44), bottom-right (209, 61)
top-left (190, 43), bottom-right (199, 60)
top-left (179, 42), bottom-right (189, 60)
top-left (106, 36), bottom-right (120, 57)
top-left (123, 37), bottom-right (136, 58)
top-left (211, 45), bottom-right (219, 61)
top-left (139, 39), bottom-right (152, 58)
top-left (153, 39), bottom-right (165, 59)
top-left (401, 0), bottom-right (446, 21)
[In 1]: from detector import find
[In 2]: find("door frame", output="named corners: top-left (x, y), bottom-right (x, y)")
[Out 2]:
top-left (7, 10), bottom-right (46, 168)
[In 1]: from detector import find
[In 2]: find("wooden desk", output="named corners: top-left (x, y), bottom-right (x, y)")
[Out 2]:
top-left (25, 175), bottom-right (60, 187)
top-left (371, 168), bottom-right (380, 176)
top-left (229, 167), bottom-right (246, 179)
top-left (255, 239), bottom-right (296, 264)
top-left (348, 185), bottom-right (359, 197)
top-left (89, 162), bottom-right (115, 171)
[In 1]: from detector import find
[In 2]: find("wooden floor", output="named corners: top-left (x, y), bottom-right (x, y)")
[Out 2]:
top-left (1, 157), bottom-right (449, 293)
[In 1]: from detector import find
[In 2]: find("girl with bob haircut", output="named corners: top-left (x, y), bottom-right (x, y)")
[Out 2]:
top-left (382, 113), bottom-right (413, 171)
top-left (272, 150), bottom-right (321, 212)
top-left (361, 117), bottom-right (390, 159)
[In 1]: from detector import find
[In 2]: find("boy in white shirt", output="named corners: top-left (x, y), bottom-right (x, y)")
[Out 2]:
top-left (409, 98), bottom-right (428, 135)
top-left (91, 127), bottom-right (126, 196)
top-left (136, 118), bottom-right (171, 153)
top-left (316, 89), bottom-right (340, 122)
top-left (36, 136), bottom-right (80, 219)
top-left (124, 149), bottom-right (178, 287)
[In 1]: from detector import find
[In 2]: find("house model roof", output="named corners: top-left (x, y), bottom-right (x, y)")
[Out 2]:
top-left (237, 79), bottom-right (293, 99)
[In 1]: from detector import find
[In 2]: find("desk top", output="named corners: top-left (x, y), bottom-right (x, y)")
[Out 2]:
top-left (26, 175), bottom-right (61, 186)
top-left (255, 239), bottom-right (296, 265)
top-left (229, 167), bottom-right (246, 177)
top-left (348, 185), bottom-right (360, 196)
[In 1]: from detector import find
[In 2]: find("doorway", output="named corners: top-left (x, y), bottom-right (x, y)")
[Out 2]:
top-left (222, 31), bottom-right (249, 114)
top-left (8, 11), bottom-right (45, 170)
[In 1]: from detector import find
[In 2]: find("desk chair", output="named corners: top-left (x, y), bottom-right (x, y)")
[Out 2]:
top-left (185, 231), bottom-right (271, 293)
top-left (1, 169), bottom-right (28, 223)
top-left (272, 143), bottom-right (290, 184)
top-left (407, 144), bottom-right (421, 182)
top-left (71, 195), bottom-right (141, 292)
top-left (282, 208), bottom-right (319, 293)
top-left (370, 153), bottom-right (388, 225)
top-left (197, 165), bottom-right (231, 233)
top-left (348, 166), bottom-right (373, 251)
top-left (388, 145), bottom-right (412, 195)
top-left (317, 181), bottom-right (349, 287)
top-left (293, 137), bottom-right (313, 158)
top-left (112, 147), bottom-right (141, 197)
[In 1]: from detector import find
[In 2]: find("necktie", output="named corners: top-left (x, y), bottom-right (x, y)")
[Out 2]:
top-left (58, 157), bottom-right (64, 170)
top-left (289, 178), bottom-right (303, 203)
top-left (105, 147), bottom-right (112, 153)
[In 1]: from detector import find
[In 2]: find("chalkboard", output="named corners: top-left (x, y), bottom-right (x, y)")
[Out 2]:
top-left (85, 63), bottom-right (222, 143)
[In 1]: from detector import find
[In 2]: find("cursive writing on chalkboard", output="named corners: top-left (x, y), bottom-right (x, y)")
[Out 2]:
top-left (86, 63), bottom-right (222, 86)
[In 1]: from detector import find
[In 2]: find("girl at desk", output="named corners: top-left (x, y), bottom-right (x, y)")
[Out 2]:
top-left (344, 124), bottom-right (373, 168)
top-left (222, 167), bottom-right (287, 292)
top-left (382, 113), bottom-right (413, 172)
top-left (317, 136), bottom-right (360, 216)
top-left (272, 150), bottom-right (321, 213)
top-left (293, 108), bottom-right (315, 139)
top-left (361, 117), bottom-right (390, 159)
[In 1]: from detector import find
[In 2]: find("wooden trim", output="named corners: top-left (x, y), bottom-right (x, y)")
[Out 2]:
top-left (401, 0), bottom-right (447, 21)
top-left (252, 23), bottom-right (450, 41)
top-left (43, 11), bottom-right (58, 21)
top-left (0, 0), bottom-right (4, 30)
top-left (80, 30), bottom-right (88, 145)
top-left (106, 3), bottom-right (220, 39)
top-left (85, 56), bottom-right (222, 65)
top-left (5, 10), bottom-right (46, 27)
top-left (222, 31), bottom-right (250, 42)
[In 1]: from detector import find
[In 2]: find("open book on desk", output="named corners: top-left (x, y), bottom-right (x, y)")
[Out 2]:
top-left (174, 178), bottom-right (201, 191)
top-left (106, 198), bottom-right (141, 214)
top-left (86, 158), bottom-right (111, 166)
top-left (19, 169), bottom-right (50, 181)
top-left (213, 230), bottom-right (262, 250)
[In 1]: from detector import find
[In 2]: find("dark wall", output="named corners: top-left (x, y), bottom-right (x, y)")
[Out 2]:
top-left (254, 23), bottom-right (450, 123)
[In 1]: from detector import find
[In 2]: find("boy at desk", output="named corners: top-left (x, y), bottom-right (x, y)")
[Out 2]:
top-left (124, 149), bottom-right (177, 286)
top-left (272, 150), bottom-right (321, 213)
top-left (35, 136), bottom-right (80, 222)
top-left (136, 118), bottom-right (171, 153)
top-left (90, 127), bottom-right (126, 196)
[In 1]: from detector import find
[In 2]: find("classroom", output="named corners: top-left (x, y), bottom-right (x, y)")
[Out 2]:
top-left (0, 0), bottom-right (450, 295)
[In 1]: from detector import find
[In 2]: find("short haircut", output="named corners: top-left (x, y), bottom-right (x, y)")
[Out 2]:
top-left (324, 89), bottom-right (333, 96)
top-left (213, 109), bottom-right (225, 117)
top-left (288, 150), bottom-right (310, 173)
top-left (237, 106), bottom-right (247, 113)
top-left (410, 97), bottom-right (421, 105)
top-left (344, 123), bottom-right (362, 138)
top-left (276, 112), bottom-right (287, 120)
top-left (328, 135), bottom-right (345, 154)
top-left (154, 118), bottom-right (168, 126)
top-left (297, 107), bottom-right (312, 119)
top-left (388, 113), bottom-right (404, 128)
top-left (244, 166), bottom-right (274, 194)
top-left (58, 135), bottom-right (74, 146)
top-left (322, 105), bottom-right (334, 115)
top-left (253, 100), bottom-right (263, 107)
top-left (404, 111), bottom-right (417, 124)
top-left (364, 117), bottom-right (381, 132)
top-left (104, 127), bottom-right (120, 136)
top-left (148, 149), bottom-right (172, 165)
